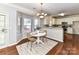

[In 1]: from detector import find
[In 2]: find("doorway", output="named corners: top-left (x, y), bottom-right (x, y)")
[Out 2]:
top-left (0, 13), bottom-right (9, 46)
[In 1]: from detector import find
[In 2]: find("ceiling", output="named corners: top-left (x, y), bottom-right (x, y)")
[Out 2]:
top-left (13, 3), bottom-right (79, 17)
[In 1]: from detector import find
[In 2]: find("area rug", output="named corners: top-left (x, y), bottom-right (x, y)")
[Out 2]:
top-left (16, 39), bottom-right (58, 55)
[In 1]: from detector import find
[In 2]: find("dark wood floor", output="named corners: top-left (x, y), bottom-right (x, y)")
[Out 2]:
top-left (58, 34), bottom-right (79, 55)
top-left (0, 33), bottom-right (79, 55)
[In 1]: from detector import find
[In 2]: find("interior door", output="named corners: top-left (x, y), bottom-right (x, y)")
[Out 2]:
top-left (0, 13), bottom-right (9, 46)
top-left (73, 21), bottom-right (79, 34)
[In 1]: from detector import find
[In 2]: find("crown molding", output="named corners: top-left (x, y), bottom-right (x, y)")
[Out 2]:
top-left (4, 4), bottom-right (37, 16)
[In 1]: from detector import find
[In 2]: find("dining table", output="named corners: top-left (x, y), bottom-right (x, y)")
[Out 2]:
top-left (30, 30), bottom-right (46, 44)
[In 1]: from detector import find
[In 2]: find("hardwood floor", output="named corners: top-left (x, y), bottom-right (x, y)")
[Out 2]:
top-left (46, 42), bottom-right (63, 55)
top-left (0, 33), bottom-right (79, 55)
top-left (57, 33), bottom-right (79, 55)
top-left (0, 45), bottom-right (18, 55)
top-left (0, 38), bottom-right (29, 55)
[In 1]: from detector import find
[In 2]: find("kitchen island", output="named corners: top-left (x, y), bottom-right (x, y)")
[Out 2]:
top-left (41, 27), bottom-right (64, 42)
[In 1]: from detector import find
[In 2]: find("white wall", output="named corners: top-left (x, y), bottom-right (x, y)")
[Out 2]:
top-left (9, 7), bottom-right (17, 44)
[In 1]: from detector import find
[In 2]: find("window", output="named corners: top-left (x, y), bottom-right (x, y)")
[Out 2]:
top-left (23, 18), bottom-right (31, 33)
top-left (24, 18), bottom-right (31, 25)
top-left (34, 19), bottom-right (39, 29)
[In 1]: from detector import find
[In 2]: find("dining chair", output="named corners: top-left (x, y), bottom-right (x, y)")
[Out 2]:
top-left (27, 32), bottom-right (36, 51)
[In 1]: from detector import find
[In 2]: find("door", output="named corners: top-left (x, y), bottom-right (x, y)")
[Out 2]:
top-left (73, 21), bottom-right (79, 34)
top-left (0, 13), bottom-right (9, 46)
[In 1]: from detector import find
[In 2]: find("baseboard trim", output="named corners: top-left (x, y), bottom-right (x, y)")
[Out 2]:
top-left (46, 37), bottom-right (63, 43)
top-left (0, 37), bottom-right (27, 49)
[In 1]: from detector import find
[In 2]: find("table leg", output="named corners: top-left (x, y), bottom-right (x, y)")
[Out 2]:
top-left (33, 37), bottom-right (44, 44)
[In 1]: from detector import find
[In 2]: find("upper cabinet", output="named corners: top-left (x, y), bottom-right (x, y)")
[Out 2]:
top-left (44, 16), bottom-right (56, 26)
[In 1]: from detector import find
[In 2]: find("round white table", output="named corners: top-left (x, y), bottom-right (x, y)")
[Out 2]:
top-left (30, 31), bottom-right (46, 44)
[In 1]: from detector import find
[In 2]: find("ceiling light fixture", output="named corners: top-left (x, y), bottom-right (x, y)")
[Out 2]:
top-left (58, 13), bottom-right (65, 16)
top-left (36, 3), bottom-right (47, 18)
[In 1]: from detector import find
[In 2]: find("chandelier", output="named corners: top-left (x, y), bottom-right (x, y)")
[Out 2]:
top-left (36, 3), bottom-right (47, 18)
